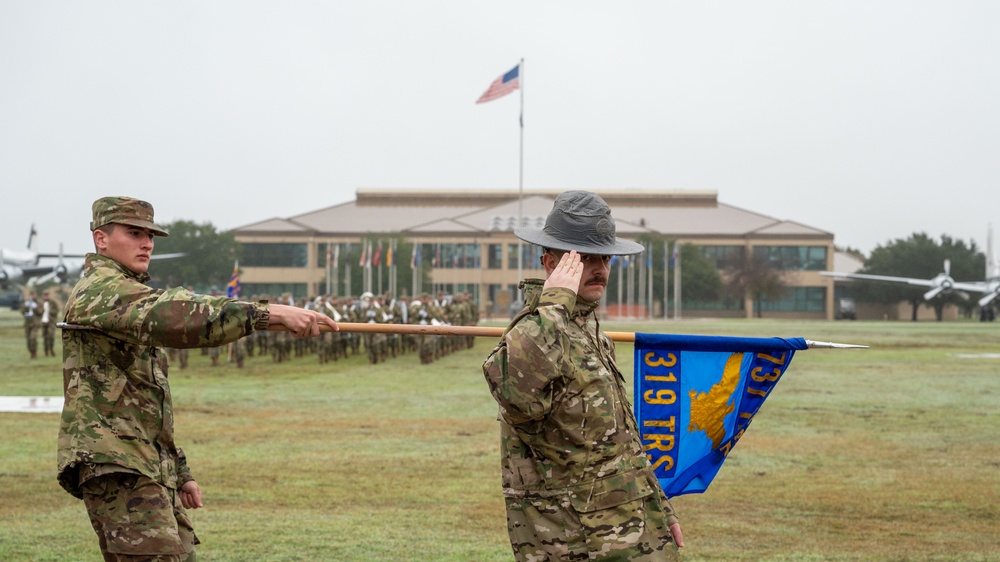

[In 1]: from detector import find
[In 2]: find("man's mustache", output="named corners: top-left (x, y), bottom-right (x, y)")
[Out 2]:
top-left (585, 276), bottom-right (607, 285)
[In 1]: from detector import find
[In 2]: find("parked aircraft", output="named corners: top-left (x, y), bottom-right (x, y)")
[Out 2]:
top-left (0, 225), bottom-right (84, 289)
top-left (821, 226), bottom-right (1000, 309)
top-left (1, 225), bottom-right (183, 289)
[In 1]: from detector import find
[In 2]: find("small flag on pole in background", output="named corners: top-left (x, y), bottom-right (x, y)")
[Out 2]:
top-left (476, 64), bottom-right (520, 104)
top-left (225, 261), bottom-right (241, 298)
top-left (634, 334), bottom-right (807, 497)
top-left (373, 241), bottom-right (382, 268)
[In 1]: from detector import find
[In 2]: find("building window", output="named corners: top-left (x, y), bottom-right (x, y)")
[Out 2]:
top-left (435, 243), bottom-right (481, 269)
top-left (759, 286), bottom-right (826, 312)
top-left (242, 243), bottom-right (308, 268)
top-left (508, 243), bottom-right (543, 270)
top-left (699, 245), bottom-right (745, 268)
top-left (487, 244), bottom-right (503, 269)
top-left (753, 246), bottom-right (827, 271)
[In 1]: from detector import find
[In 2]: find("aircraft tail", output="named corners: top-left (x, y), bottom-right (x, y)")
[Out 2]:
top-left (27, 224), bottom-right (38, 255)
top-left (988, 223), bottom-right (999, 281)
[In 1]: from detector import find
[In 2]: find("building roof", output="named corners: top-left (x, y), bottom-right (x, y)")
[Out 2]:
top-left (230, 188), bottom-right (833, 242)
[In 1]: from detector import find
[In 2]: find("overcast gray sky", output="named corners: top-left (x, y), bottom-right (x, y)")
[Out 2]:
top-left (2, 1), bottom-right (999, 259)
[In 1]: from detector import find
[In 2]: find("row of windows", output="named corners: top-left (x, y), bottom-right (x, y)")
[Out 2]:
top-left (754, 246), bottom-right (827, 271)
top-left (681, 287), bottom-right (826, 312)
top-left (243, 242), bottom-right (828, 272)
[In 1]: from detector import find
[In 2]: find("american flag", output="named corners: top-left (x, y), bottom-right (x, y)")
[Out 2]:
top-left (476, 64), bottom-right (520, 104)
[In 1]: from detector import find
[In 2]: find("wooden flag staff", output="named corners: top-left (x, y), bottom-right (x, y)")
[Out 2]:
top-left (302, 322), bottom-right (868, 349)
top-left (58, 322), bottom-right (867, 348)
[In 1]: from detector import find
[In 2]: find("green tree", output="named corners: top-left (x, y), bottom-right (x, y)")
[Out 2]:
top-left (723, 252), bottom-right (786, 318)
top-left (854, 233), bottom-right (983, 321)
top-left (604, 239), bottom-right (722, 317)
top-left (150, 220), bottom-right (240, 291)
top-left (668, 242), bottom-right (723, 304)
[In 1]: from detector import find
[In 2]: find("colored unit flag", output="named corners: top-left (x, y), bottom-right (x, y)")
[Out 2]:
top-left (225, 261), bottom-right (241, 298)
top-left (633, 334), bottom-right (808, 497)
top-left (373, 242), bottom-right (382, 268)
top-left (385, 243), bottom-right (393, 267)
top-left (476, 64), bottom-right (520, 104)
top-left (359, 243), bottom-right (368, 268)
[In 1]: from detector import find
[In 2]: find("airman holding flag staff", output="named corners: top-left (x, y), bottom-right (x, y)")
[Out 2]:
top-left (57, 196), bottom-right (338, 562)
top-left (483, 191), bottom-right (683, 561)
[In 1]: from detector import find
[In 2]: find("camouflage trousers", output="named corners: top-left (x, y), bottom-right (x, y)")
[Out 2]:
top-left (41, 321), bottom-right (58, 356)
top-left (24, 322), bottom-right (39, 356)
top-left (505, 492), bottom-right (680, 562)
top-left (81, 472), bottom-right (199, 562)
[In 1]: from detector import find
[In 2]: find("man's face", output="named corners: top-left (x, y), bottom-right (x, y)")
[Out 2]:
top-left (94, 224), bottom-right (156, 274)
top-left (546, 251), bottom-right (612, 302)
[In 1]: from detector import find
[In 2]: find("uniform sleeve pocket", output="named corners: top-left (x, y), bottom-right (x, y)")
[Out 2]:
top-left (567, 470), bottom-right (655, 513)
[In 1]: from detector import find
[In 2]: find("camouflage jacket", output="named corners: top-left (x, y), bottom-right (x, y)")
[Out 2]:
top-left (483, 279), bottom-right (677, 521)
top-left (57, 253), bottom-right (270, 499)
top-left (21, 298), bottom-right (40, 326)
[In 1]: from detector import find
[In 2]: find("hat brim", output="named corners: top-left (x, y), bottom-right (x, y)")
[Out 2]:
top-left (514, 227), bottom-right (643, 256)
top-left (107, 218), bottom-right (170, 237)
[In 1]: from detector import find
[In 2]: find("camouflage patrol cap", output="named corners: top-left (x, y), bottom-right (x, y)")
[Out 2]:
top-left (515, 190), bottom-right (642, 255)
top-left (90, 196), bottom-right (169, 236)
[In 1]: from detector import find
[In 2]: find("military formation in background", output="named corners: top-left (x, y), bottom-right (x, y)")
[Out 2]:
top-left (164, 290), bottom-right (480, 370)
top-left (17, 286), bottom-right (480, 368)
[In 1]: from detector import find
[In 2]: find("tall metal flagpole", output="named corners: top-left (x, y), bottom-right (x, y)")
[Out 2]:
top-left (663, 241), bottom-right (669, 319)
top-left (517, 58), bottom-right (525, 296)
top-left (673, 241), bottom-right (682, 320)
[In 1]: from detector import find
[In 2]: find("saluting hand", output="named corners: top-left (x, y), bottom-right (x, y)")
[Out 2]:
top-left (543, 250), bottom-right (583, 295)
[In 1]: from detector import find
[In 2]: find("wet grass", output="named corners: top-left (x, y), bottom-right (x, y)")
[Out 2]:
top-left (1, 309), bottom-right (998, 561)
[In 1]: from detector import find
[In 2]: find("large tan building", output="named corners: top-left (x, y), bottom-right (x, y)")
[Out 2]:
top-left (230, 188), bottom-right (837, 320)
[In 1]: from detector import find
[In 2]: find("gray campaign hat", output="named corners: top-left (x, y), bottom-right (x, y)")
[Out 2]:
top-left (514, 191), bottom-right (643, 256)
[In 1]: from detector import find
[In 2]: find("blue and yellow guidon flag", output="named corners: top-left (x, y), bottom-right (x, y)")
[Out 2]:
top-left (225, 261), bottom-right (241, 299)
top-left (634, 334), bottom-right (808, 497)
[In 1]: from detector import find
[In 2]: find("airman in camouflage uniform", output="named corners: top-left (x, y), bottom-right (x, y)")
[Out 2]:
top-left (40, 291), bottom-right (61, 356)
top-left (20, 292), bottom-right (41, 358)
top-left (58, 196), bottom-right (337, 562)
top-left (482, 191), bottom-right (683, 561)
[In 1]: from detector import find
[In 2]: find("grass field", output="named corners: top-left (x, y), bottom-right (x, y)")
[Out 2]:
top-left (1, 308), bottom-right (998, 561)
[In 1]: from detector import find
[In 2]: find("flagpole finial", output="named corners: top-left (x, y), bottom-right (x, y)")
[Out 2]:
top-left (804, 340), bottom-right (869, 349)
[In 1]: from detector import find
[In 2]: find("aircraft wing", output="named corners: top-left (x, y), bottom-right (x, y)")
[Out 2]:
top-left (949, 281), bottom-right (990, 294)
top-left (820, 271), bottom-right (939, 288)
top-left (15, 265), bottom-right (57, 278)
top-left (821, 271), bottom-right (991, 296)
top-left (37, 253), bottom-right (86, 260)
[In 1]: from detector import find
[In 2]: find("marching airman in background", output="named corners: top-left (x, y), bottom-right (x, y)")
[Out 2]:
top-left (20, 292), bottom-right (41, 359)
